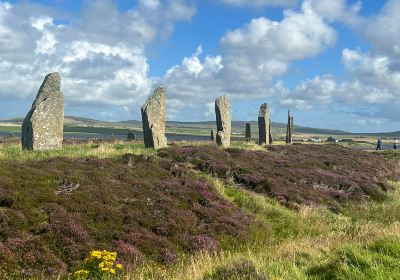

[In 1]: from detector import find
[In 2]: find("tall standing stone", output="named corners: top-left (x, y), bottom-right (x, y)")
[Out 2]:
top-left (286, 110), bottom-right (293, 144)
top-left (21, 72), bottom-right (64, 151)
top-left (210, 129), bottom-right (215, 141)
top-left (245, 123), bottom-right (251, 141)
top-left (215, 95), bottom-right (231, 147)
top-left (258, 103), bottom-right (270, 145)
top-left (141, 87), bottom-right (167, 149)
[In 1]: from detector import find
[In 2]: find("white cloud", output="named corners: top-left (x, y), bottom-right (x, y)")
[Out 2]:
top-left (218, 0), bottom-right (297, 8)
top-left (162, 1), bottom-right (336, 119)
top-left (307, 0), bottom-right (362, 26)
top-left (277, 0), bottom-right (400, 126)
top-left (364, 0), bottom-right (400, 58)
top-left (342, 48), bottom-right (400, 91)
top-left (0, 0), bottom-right (195, 119)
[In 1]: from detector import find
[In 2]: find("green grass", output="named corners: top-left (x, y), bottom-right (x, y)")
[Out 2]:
top-left (375, 150), bottom-right (400, 161)
top-left (124, 180), bottom-right (400, 280)
top-left (0, 125), bottom-right (20, 133)
top-left (0, 141), bottom-right (155, 161)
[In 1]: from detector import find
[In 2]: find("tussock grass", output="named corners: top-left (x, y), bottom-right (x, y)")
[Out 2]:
top-left (125, 180), bottom-right (400, 280)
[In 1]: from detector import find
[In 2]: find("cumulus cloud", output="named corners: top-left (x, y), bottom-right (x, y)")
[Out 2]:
top-left (217, 0), bottom-right (298, 8)
top-left (307, 0), bottom-right (362, 26)
top-left (277, 0), bottom-right (400, 128)
top-left (0, 0), bottom-right (195, 119)
top-left (364, 0), bottom-right (400, 58)
top-left (163, 1), bottom-right (336, 119)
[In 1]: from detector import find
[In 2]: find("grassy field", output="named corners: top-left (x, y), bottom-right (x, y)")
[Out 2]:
top-left (0, 142), bottom-right (398, 280)
top-left (0, 141), bottom-right (156, 161)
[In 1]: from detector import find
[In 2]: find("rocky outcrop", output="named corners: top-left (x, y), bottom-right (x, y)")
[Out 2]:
top-left (141, 87), bottom-right (167, 149)
top-left (258, 103), bottom-right (270, 145)
top-left (21, 73), bottom-right (64, 151)
top-left (215, 96), bottom-right (231, 147)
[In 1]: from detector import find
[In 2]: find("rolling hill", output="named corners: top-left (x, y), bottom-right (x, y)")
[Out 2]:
top-left (0, 116), bottom-right (398, 137)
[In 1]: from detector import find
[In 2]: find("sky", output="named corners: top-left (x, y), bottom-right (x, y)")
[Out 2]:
top-left (0, 0), bottom-right (399, 133)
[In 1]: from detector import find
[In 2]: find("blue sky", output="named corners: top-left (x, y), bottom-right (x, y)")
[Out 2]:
top-left (0, 0), bottom-right (399, 132)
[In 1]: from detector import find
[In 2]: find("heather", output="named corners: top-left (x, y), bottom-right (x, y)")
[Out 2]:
top-left (0, 143), bottom-right (399, 279)
top-left (0, 153), bottom-right (249, 278)
top-left (160, 144), bottom-right (399, 210)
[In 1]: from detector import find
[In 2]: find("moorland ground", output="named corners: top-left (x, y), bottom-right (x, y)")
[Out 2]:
top-left (0, 140), bottom-right (399, 280)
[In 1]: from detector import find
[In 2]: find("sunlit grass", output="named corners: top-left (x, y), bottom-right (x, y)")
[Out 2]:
top-left (0, 141), bottom-right (155, 161)
top-left (124, 180), bottom-right (400, 280)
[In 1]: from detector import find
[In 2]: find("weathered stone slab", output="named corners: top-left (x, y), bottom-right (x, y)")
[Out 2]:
top-left (21, 72), bottom-right (64, 151)
top-left (215, 95), bottom-right (231, 147)
top-left (245, 123), bottom-right (251, 141)
top-left (210, 129), bottom-right (215, 141)
top-left (141, 87), bottom-right (167, 149)
top-left (258, 103), bottom-right (270, 145)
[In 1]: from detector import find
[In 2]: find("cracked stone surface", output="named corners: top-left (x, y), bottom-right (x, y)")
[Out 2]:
top-left (141, 87), bottom-right (167, 149)
top-left (21, 73), bottom-right (64, 151)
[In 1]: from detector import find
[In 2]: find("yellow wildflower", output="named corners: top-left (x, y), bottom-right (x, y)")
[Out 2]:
top-left (116, 264), bottom-right (123, 269)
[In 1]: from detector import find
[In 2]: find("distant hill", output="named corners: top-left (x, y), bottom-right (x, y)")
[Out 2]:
top-left (0, 116), bottom-right (398, 137)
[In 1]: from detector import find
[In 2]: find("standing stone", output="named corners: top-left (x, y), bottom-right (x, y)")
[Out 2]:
top-left (215, 95), bottom-right (231, 147)
top-left (291, 116), bottom-right (294, 136)
top-left (286, 110), bottom-right (293, 144)
top-left (210, 129), bottom-right (215, 141)
top-left (269, 119), bottom-right (273, 144)
top-left (245, 123), bottom-right (251, 141)
top-left (258, 103), bottom-right (270, 145)
top-left (127, 131), bottom-right (136, 141)
top-left (21, 72), bottom-right (64, 151)
top-left (141, 87), bottom-right (167, 149)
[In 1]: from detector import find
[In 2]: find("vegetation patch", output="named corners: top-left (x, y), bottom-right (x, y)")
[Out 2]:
top-left (0, 154), bottom-right (250, 277)
top-left (307, 237), bottom-right (400, 279)
top-left (203, 259), bottom-right (268, 280)
top-left (160, 144), bottom-right (399, 210)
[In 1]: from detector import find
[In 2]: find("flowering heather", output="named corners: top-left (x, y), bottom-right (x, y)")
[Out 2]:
top-left (162, 144), bottom-right (399, 210)
top-left (0, 154), bottom-right (250, 277)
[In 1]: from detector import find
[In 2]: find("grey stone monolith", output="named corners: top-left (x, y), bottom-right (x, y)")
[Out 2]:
top-left (211, 129), bottom-right (215, 141)
top-left (245, 123), bottom-right (251, 141)
top-left (258, 103), bottom-right (270, 145)
top-left (215, 95), bottom-right (231, 147)
top-left (21, 72), bottom-right (64, 151)
top-left (141, 87), bottom-right (167, 149)
top-left (286, 110), bottom-right (293, 144)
